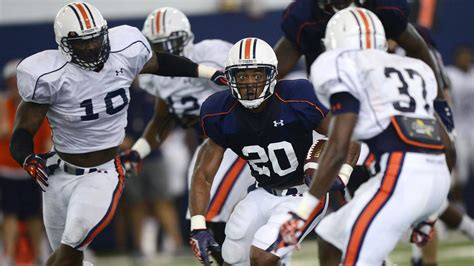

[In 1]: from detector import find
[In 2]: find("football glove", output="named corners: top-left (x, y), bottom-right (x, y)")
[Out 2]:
top-left (23, 152), bottom-right (56, 192)
top-left (278, 211), bottom-right (306, 246)
top-left (189, 229), bottom-right (220, 266)
top-left (119, 150), bottom-right (142, 177)
top-left (210, 70), bottom-right (228, 86)
top-left (410, 220), bottom-right (436, 247)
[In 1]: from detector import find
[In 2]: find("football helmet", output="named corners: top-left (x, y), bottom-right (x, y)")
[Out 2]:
top-left (142, 7), bottom-right (194, 55)
top-left (225, 38), bottom-right (278, 109)
top-left (54, 2), bottom-right (109, 71)
top-left (323, 7), bottom-right (387, 51)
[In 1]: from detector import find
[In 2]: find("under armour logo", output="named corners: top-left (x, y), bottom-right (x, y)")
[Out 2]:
top-left (115, 68), bottom-right (124, 76)
top-left (273, 120), bottom-right (284, 127)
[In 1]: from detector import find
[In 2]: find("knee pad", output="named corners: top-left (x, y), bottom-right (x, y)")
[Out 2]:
top-left (222, 202), bottom-right (256, 264)
top-left (222, 238), bottom-right (247, 265)
top-left (61, 217), bottom-right (89, 248)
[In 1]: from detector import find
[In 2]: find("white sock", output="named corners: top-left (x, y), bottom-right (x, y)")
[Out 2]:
top-left (458, 215), bottom-right (474, 239)
top-left (411, 243), bottom-right (422, 260)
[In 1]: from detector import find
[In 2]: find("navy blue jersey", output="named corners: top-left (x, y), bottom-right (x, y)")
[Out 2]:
top-left (200, 79), bottom-right (328, 188)
top-left (281, 0), bottom-right (409, 71)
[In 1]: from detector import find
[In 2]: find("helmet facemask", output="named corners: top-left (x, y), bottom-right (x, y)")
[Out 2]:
top-left (226, 64), bottom-right (277, 109)
top-left (60, 26), bottom-right (110, 71)
top-left (150, 30), bottom-right (192, 56)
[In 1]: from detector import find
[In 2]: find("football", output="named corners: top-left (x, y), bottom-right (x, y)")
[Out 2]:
top-left (303, 139), bottom-right (327, 178)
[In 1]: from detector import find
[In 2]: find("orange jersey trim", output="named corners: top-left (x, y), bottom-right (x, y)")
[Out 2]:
top-left (206, 158), bottom-right (247, 221)
top-left (274, 92), bottom-right (326, 118)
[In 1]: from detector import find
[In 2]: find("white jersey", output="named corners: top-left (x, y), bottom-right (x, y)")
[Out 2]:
top-left (17, 25), bottom-right (152, 154)
top-left (139, 39), bottom-right (232, 118)
top-left (311, 49), bottom-right (438, 141)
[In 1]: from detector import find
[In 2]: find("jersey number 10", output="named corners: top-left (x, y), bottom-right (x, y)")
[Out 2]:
top-left (80, 88), bottom-right (129, 121)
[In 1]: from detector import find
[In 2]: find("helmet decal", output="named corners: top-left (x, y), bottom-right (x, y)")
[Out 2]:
top-left (67, 3), bottom-right (96, 30)
top-left (239, 38), bottom-right (258, 60)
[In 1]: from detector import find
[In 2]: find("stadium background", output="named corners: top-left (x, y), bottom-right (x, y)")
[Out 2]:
top-left (0, 0), bottom-right (472, 265)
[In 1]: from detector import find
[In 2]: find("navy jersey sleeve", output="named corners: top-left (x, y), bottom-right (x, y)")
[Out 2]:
top-left (277, 80), bottom-right (329, 130)
top-left (368, 0), bottom-right (410, 39)
top-left (281, 0), bottom-right (324, 56)
top-left (200, 94), bottom-right (228, 148)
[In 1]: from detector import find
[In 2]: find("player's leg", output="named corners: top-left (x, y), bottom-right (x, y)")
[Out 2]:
top-left (251, 190), bottom-right (329, 266)
top-left (20, 176), bottom-right (43, 263)
top-left (317, 238), bottom-right (341, 266)
top-left (221, 189), bottom-right (269, 265)
top-left (0, 177), bottom-right (20, 265)
top-left (49, 158), bottom-right (125, 266)
top-left (340, 152), bottom-right (450, 265)
top-left (439, 201), bottom-right (474, 239)
top-left (187, 144), bottom-right (252, 263)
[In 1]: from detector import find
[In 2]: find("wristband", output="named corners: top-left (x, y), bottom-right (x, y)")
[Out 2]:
top-left (198, 65), bottom-right (217, 79)
top-left (132, 138), bottom-right (151, 159)
top-left (296, 192), bottom-right (320, 220)
top-left (338, 164), bottom-right (353, 186)
top-left (191, 215), bottom-right (207, 230)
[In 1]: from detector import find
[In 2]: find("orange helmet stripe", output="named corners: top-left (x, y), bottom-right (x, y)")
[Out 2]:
top-left (356, 9), bottom-right (372, 49)
top-left (74, 3), bottom-right (92, 29)
top-left (244, 38), bottom-right (253, 59)
top-left (154, 10), bottom-right (162, 35)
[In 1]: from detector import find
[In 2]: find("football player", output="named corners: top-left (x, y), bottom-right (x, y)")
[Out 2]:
top-left (275, 0), bottom-right (456, 168)
top-left (188, 37), bottom-right (359, 265)
top-left (279, 7), bottom-right (452, 265)
top-left (121, 7), bottom-right (253, 263)
top-left (9, 2), bottom-right (226, 266)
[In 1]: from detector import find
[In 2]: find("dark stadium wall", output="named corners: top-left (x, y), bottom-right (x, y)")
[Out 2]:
top-left (0, 1), bottom-right (473, 89)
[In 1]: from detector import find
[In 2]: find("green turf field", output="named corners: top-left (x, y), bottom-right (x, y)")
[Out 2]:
top-left (94, 232), bottom-right (473, 266)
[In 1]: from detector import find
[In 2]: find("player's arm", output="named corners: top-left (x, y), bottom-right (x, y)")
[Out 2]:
top-left (274, 36), bottom-right (302, 79)
top-left (10, 101), bottom-right (53, 191)
top-left (310, 112), bottom-right (358, 196)
top-left (314, 113), bottom-right (360, 188)
top-left (10, 101), bottom-right (49, 165)
top-left (189, 138), bottom-right (225, 218)
top-left (395, 24), bottom-right (456, 168)
top-left (127, 97), bottom-right (176, 161)
top-left (140, 51), bottom-right (227, 85)
top-left (394, 23), bottom-right (444, 99)
top-left (188, 138), bottom-right (225, 265)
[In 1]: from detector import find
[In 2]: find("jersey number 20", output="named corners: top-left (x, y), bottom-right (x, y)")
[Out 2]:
top-left (80, 88), bottom-right (129, 121)
top-left (242, 141), bottom-right (298, 177)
